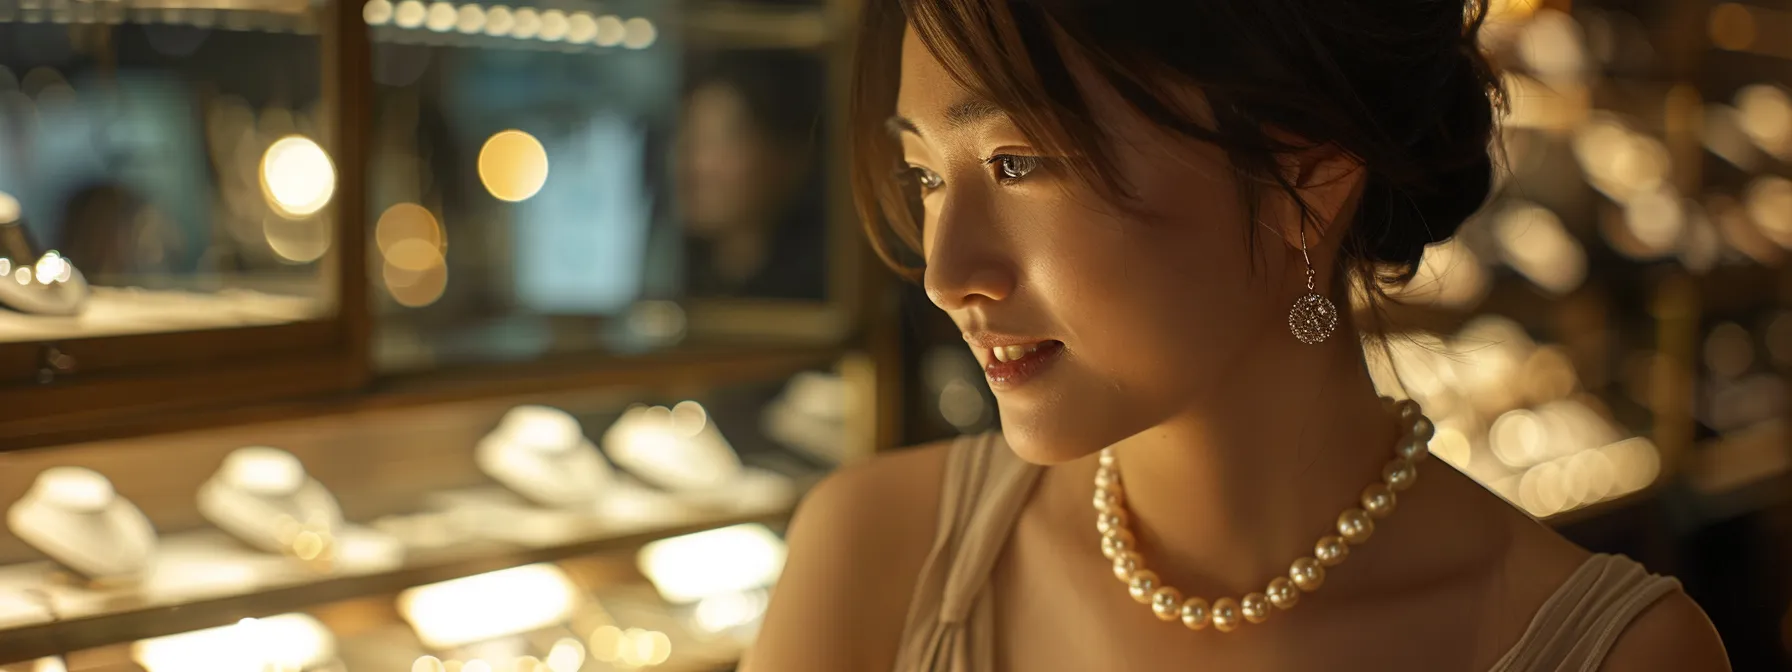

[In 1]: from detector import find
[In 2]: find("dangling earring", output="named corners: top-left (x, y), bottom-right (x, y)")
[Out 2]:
top-left (1288, 226), bottom-right (1338, 345)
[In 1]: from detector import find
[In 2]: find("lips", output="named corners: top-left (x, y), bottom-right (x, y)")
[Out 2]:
top-left (976, 339), bottom-right (1064, 388)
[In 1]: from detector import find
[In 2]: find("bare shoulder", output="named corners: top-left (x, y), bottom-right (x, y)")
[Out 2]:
top-left (740, 440), bottom-right (956, 672)
top-left (1599, 590), bottom-right (1730, 671)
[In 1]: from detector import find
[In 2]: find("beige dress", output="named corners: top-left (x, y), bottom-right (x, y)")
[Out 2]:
top-left (893, 433), bottom-right (1684, 672)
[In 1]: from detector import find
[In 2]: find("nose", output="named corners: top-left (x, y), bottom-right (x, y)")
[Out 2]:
top-left (922, 191), bottom-right (1016, 311)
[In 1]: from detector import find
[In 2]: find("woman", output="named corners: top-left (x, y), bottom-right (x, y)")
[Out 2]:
top-left (745, 0), bottom-right (1730, 669)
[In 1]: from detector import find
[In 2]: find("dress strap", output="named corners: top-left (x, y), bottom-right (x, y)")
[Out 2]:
top-left (890, 433), bottom-right (1045, 672)
top-left (1491, 553), bottom-right (1683, 672)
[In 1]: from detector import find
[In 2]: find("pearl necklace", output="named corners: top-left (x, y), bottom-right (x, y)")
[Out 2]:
top-left (1094, 398), bottom-right (1435, 632)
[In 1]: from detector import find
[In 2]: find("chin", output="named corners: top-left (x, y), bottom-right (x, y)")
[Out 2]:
top-left (997, 418), bottom-right (1105, 466)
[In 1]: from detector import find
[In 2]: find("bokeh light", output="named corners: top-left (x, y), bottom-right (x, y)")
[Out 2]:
top-left (362, 0), bottom-right (392, 25)
top-left (621, 17), bottom-right (655, 49)
top-left (455, 4), bottom-right (484, 33)
top-left (594, 15), bottom-right (625, 46)
top-left (424, 1), bottom-right (456, 31)
top-left (1709, 3), bottom-right (1757, 51)
top-left (264, 217), bottom-right (332, 263)
top-left (394, 0), bottom-right (425, 28)
top-left (260, 135), bottom-right (336, 218)
top-left (478, 130), bottom-right (549, 202)
top-left (538, 9), bottom-right (567, 41)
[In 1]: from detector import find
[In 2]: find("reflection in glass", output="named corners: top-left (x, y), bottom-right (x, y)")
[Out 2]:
top-left (677, 50), bottom-right (826, 301)
top-left (0, 18), bottom-right (331, 342)
top-left (369, 17), bottom-right (837, 369)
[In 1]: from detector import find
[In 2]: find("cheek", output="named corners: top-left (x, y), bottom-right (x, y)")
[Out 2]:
top-left (1027, 183), bottom-right (1269, 389)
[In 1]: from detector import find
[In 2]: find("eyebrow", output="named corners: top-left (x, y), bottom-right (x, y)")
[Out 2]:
top-left (886, 97), bottom-right (1008, 138)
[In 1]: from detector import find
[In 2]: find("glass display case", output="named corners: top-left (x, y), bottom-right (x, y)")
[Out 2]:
top-left (0, 0), bottom-right (885, 667)
top-left (361, 0), bottom-right (850, 372)
top-left (0, 0), bottom-right (369, 440)
top-left (0, 0), bottom-right (869, 449)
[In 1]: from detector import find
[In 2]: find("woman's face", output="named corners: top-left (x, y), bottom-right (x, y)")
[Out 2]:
top-left (894, 28), bottom-right (1301, 463)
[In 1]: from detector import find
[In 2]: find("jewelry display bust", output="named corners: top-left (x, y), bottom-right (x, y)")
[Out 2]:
top-left (602, 402), bottom-right (743, 493)
top-left (197, 447), bottom-right (343, 556)
top-left (6, 467), bottom-right (157, 583)
top-left (476, 405), bottom-right (615, 509)
top-left (0, 251), bottom-right (89, 317)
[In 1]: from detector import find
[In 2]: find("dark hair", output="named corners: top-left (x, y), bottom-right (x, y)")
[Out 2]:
top-left (849, 0), bottom-right (1505, 294)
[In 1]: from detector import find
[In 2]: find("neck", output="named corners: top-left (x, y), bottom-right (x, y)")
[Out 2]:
top-left (1103, 330), bottom-right (1402, 594)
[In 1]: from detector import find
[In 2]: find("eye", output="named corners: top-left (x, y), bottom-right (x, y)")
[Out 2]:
top-left (988, 154), bottom-right (1042, 182)
top-left (903, 165), bottom-right (944, 191)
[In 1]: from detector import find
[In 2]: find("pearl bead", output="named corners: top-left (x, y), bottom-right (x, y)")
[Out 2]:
top-left (1211, 597), bottom-right (1242, 632)
top-left (1093, 489), bottom-right (1123, 513)
top-left (1290, 557), bottom-right (1325, 592)
top-left (1267, 577), bottom-right (1300, 609)
top-left (1179, 597), bottom-right (1211, 630)
top-left (1411, 415), bottom-right (1435, 442)
top-left (1098, 450), bottom-right (1118, 467)
top-left (1361, 483), bottom-right (1396, 519)
top-left (1112, 551), bottom-right (1143, 583)
top-left (1101, 528), bottom-right (1135, 560)
top-left (1337, 508), bottom-right (1374, 545)
top-left (1395, 435), bottom-right (1429, 462)
top-left (1094, 467), bottom-right (1121, 490)
top-left (1128, 570), bottom-right (1160, 604)
top-left (1096, 511), bottom-right (1128, 535)
top-left (1241, 592), bottom-right (1271, 624)
top-left (1150, 586), bottom-right (1184, 621)
top-left (1394, 399), bottom-right (1422, 423)
top-left (1382, 458), bottom-right (1417, 492)
top-left (1314, 535), bottom-right (1350, 567)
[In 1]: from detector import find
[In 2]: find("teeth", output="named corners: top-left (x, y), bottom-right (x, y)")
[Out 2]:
top-left (992, 343), bottom-right (1040, 363)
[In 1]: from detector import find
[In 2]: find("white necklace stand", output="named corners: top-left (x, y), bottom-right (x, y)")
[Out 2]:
top-left (6, 467), bottom-right (157, 583)
top-left (197, 447), bottom-right (343, 555)
top-left (602, 402), bottom-right (743, 493)
top-left (476, 405), bottom-right (615, 509)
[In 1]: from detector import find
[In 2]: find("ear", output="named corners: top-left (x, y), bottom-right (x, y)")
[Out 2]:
top-left (1263, 138), bottom-right (1366, 255)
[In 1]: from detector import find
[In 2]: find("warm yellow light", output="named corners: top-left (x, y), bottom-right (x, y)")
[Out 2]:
top-left (0, 190), bottom-right (18, 224)
top-left (588, 626), bottom-right (624, 663)
top-left (412, 656), bottom-right (446, 672)
top-left (484, 5), bottom-right (513, 35)
top-left (1746, 175), bottom-right (1792, 248)
top-left (1488, 0), bottom-right (1537, 21)
top-left (1737, 84), bottom-right (1792, 159)
top-left (264, 216), bottom-right (332, 263)
top-left (456, 3), bottom-right (484, 32)
top-left (260, 135), bottom-right (336, 218)
top-left (694, 590), bottom-right (768, 633)
top-left (566, 12), bottom-right (596, 43)
top-left (425, 1), bottom-right (456, 31)
top-left (1493, 203), bottom-right (1586, 294)
top-left (594, 14), bottom-right (624, 46)
top-left (397, 564), bottom-right (580, 649)
top-left (32, 252), bottom-right (66, 285)
top-left (14, 267), bottom-right (30, 285)
top-left (383, 255), bottom-right (448, 307)
top-left (621, 17), bottom-right (655, 49)
top-left (1709, 3), bottom-right (1756, 51)
top-left (394, 0), bottom-right (426, 27)
top-left (376, 202), bottom-right (443, 253)
top-left (511, 7), bottom-right (540, 38)
top-left (478, 130), bottom-right (549, 202)
top-left (638, 524), bottom-right (786, 604)
top-left (133, 615), bottom-right (334, 672)
top-left (363, 0), bottom-right (393, 24)
top-left (538, 9), bottom-right (567, 41)
top-left (544, 638), bottom-right (584, 672)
